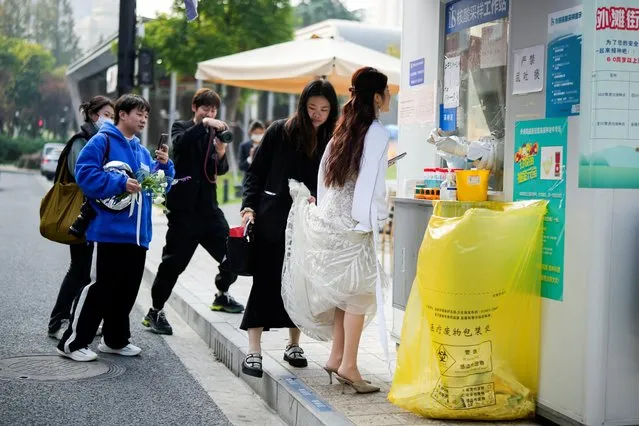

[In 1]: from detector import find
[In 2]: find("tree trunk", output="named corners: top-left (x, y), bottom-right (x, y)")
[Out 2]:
top-left (224, 85), bottom-right (241, 124)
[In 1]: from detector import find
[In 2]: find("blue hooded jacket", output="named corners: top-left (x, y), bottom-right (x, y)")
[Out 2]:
top-left (75, 122), bottom-right (175, 249)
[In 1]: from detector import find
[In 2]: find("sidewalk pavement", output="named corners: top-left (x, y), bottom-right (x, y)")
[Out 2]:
top-left (142, 203), bottom-right (538, 426)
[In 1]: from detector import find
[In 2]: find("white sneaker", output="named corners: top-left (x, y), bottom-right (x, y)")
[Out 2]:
top-left (98, 338), bottom-right (141, 356)
top-left (56, 347), bottom-right (98, 362)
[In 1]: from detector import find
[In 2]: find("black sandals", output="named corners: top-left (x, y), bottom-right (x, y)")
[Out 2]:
top-left (242, 353), bottom-right (263, 378)
top-left (283, 344), bottom-right (308, 368)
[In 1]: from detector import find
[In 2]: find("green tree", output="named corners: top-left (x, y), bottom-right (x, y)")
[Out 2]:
top-left (0, 36), bottom-right (56, 135)
top-left (0, 36), bottom-right (18, 131)
top-left (32, 0), bottom-right (80, 65)
top-left (142, 0), bottom-right (294, 122)
top-left (294, 0), bottom-right (361, 28)
top-left (39, 66), bottom-right (72, 138)
top-left (0, 0), bottom-right (32, 38)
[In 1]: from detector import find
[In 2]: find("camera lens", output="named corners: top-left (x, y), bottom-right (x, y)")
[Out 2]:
top-left (217, 130), bottom-right (233, 143)
top-left (68, 200), bottom-right (97, 238)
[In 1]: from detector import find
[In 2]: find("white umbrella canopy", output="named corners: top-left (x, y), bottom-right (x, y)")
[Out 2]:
top-left (195, 36), bottom-right (401, 96)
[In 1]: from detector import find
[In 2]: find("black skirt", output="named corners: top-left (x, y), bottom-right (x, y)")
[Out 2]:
top-left (239, 232), bottom-right (296, 331)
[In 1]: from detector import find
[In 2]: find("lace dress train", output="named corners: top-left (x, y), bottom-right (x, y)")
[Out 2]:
top-left (281, 179), bottom-right (387, 341)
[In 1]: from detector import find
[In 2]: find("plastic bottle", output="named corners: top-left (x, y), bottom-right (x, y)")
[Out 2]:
top-left (439, 170), bottom-right (457, 201)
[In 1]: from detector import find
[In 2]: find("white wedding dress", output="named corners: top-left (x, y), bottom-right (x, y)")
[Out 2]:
top-left (281, 179), bottom-right (387, 341)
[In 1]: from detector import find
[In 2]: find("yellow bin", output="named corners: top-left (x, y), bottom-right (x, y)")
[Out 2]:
top-left (455, 169), bottom-right (490, 201)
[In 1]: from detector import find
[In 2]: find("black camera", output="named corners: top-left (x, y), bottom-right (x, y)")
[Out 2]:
top-left (69, 199), bottom-right (97, 238)
top-left (214, 129), bottom-right (233, 143)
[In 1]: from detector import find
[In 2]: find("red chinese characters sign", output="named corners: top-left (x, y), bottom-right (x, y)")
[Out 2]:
top-left (596, 7), bottom-right (639, 30)
top-left (594, 3), bottom-right (639, 67)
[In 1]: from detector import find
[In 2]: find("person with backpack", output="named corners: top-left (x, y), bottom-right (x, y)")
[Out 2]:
top-left (56, 94), bottom-right (174, 362)
top-left (47, 96), bottom-right (114, 340)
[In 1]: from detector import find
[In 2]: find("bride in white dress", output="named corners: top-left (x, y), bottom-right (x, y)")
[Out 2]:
top-left (282, 67), bottom-right (392, 394)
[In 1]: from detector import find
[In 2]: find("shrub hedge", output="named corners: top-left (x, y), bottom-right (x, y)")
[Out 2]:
top-left (0, 134), bottom-right (63, 165)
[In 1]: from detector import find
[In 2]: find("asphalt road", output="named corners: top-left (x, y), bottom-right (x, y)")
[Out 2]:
top-left (0, 172), bottom-right (231, 426)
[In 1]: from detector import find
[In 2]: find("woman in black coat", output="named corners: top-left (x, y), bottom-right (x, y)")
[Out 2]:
top-left (239, 80), bottom-right (339, 378)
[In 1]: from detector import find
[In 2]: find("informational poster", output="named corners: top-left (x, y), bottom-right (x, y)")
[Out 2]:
top-left (409, 58), bottom-right (425, 87)
top-left (443, 56), bottom-right (461, 108)
top-left (513, 118), bottom-right (567, 302)
top-left (399, 82), bottom-right (435, 126)
top-left (546, 6), bottom-right (583, 117)
top-left (580, 1), bottom-right (639, 188)
top-left (480, 23), bottom-right (507, 69)
top-left (513, 45), bottom-right (545, 94)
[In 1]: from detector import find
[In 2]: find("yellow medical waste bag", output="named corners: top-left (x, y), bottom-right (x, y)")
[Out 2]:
top-left (389, 200), bottom-right (547, 421)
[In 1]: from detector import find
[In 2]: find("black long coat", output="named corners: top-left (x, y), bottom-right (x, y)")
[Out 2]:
top-left (239, 119), bottom-right (326, 330)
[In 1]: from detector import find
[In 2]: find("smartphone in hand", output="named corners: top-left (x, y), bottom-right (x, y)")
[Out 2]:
top-left (157, 133), bottom-right (169, 151)
top-left (388, 152), bottom-right (407, 167)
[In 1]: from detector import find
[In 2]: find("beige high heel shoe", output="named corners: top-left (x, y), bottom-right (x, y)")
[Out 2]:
top-left (323, 367), bottom-right (338, 384)
top-left (335, 374), bottom-right (380, 394)
top-left (323, 366), bottom-right (371, 385)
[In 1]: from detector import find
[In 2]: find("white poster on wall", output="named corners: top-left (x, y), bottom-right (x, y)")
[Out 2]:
top-left (480, 23), bottom-right (507, 69)
top-left (398, 81), bottom-right (435, 126)
top-left (443, 56), bottom-right (461, 108)
top-left (513, 45), bottom-right (545, 94)
top-left (579, 1), bottom-right (639, 189)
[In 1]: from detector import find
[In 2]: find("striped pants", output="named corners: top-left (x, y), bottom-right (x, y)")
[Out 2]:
top-left (58, 242), bottom-right (146, 353)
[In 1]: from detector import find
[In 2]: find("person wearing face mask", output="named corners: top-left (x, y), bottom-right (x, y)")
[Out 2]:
top-left (47, 95), bottom-right (115, 340)
top-left (57, 94), bottom-right (174, 361)
top-left (239, 121), bottom-right (265, 173)
top-left (239, 79), bottom-right (339, 378)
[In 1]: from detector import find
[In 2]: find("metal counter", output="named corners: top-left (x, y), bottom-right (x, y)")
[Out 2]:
top-left (391, 197), bottom-right (434, 342)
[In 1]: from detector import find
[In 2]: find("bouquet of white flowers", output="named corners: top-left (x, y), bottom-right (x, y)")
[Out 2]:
top-left (136, 168), bottom-right (170, 205)
top-left (125, 167), bottom-right (172, 246)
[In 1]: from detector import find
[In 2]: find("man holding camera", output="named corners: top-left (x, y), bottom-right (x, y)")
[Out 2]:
top-left (143, 88), bottom-right (243, 336)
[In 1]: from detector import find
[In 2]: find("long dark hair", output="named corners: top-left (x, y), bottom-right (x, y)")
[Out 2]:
top-left (79, 96), bottom-right (113, 123)
top-left (285, 79), bottom-right (338, 157)
top-left (324, 67), bottom-right (388, 188)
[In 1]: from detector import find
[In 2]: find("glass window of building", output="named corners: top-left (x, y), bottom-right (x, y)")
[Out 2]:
top-left (441, 0), bottom-right (509, 191)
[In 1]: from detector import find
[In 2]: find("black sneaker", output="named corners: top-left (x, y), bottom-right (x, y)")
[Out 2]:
top-left (142, 308), bottom-right (173, 335)
top-left (211, 293), bottom-right (244, 314)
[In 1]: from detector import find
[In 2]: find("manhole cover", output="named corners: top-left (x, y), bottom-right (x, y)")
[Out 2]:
top-left (0, 355), bottom-right (125, 382)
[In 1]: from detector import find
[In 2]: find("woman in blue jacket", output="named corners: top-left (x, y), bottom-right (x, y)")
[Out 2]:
top-left (56, 94), bottom-right (175, 362)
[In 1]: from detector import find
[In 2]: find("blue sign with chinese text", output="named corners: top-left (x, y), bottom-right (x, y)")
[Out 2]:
top-left (284, 377), bottom-right (333, 412)
top-left (440, 105), bottom-right (457, 131)
top-left (546, 6), bottom-right (583, 117)
top-left (409, 58), bottom-right (425, 86)
top-left (445, 0), bottom-right (510, 34)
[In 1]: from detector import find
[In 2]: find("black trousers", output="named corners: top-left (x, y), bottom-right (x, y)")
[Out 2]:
top-left (151, 208), bottom-right (237, 310)
top-left (48, 242), bottom-right (94, 333)
top-left (58, 243), bottom-right (146, 352)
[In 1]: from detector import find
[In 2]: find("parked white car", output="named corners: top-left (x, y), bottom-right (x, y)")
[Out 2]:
top-left (40, 146), bottom-right (63, 180)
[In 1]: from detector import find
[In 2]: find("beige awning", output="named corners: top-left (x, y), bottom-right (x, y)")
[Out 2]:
top-left (195, 37), bottom-right (401, 96)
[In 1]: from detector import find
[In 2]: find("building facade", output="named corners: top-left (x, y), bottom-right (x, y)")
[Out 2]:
top-left (395, 1), bottom-right (639, 425)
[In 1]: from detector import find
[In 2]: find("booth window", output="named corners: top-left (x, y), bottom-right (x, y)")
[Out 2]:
top-left (441, 0), bottom-right (509, 191)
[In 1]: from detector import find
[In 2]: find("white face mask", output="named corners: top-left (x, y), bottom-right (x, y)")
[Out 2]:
top-left (251, 133), bottom-right (263, 143)
top-left (95, 115), bottom-right (114, 129)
